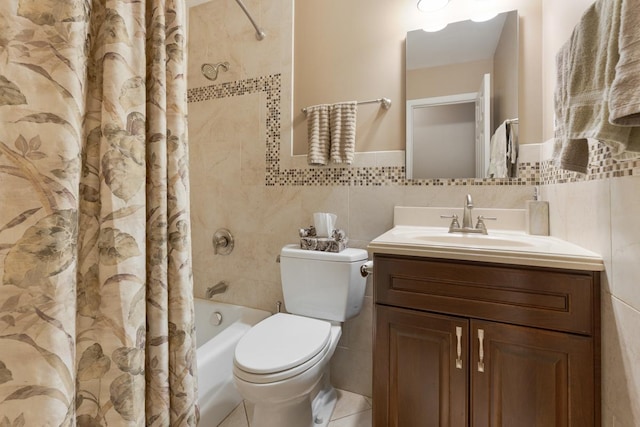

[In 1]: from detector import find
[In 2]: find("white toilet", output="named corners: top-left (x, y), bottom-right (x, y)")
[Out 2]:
top-left (232, 244), bottom-right (369, 427)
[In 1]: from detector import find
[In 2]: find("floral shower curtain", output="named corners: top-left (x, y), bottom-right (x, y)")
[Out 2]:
top-left (0, 0), bottom-right (198, 425)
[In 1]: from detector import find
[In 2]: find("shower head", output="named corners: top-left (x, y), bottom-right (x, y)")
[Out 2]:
top-left (201, 62), bottom-right (230, 81)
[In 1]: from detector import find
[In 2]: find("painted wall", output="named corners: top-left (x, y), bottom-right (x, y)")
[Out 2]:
top-left (406, 59), bottom-right (493, 100)
top-left (293, 0), bottom-right (543, 155)
top-left (187, 1), bottom-right (640, 424)
top-left (492, 13), bottom-right (519, 131)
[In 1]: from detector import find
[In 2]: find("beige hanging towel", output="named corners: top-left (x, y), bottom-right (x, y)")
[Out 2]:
top-left (609, 0), bottom-right (640, 126)
top-left (306, 104), bottom-right (331, 165)
top-left (553, 0), bottom-right (640, 174)
top-left (330, 102), bottom-right (357, 164)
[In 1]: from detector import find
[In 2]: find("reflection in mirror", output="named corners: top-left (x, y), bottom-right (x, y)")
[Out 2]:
top-left (406, 10), bottom-right (519, 179)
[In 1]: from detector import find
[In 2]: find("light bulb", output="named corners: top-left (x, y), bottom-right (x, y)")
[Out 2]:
top-left (422, 21), bottom-right (448, 32)
top-left (470, 0), bottom-right (497, 22)
top-left (417, 0), bottom-right (450, 13)
top-left (471, 11), bottom-right (498, 22)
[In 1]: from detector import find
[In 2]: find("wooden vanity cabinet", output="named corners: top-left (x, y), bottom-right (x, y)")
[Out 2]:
top-left (372, 253), bottom-right (601, 427)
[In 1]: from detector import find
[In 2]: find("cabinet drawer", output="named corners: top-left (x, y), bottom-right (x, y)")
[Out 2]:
top-left (374, 254), bottom-right (599, 335)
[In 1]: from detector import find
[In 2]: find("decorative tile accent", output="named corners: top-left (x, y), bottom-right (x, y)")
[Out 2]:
top-left (541, 141), bottom-right (640, 184)
top-left (188, 74), bottom-right (639, 187)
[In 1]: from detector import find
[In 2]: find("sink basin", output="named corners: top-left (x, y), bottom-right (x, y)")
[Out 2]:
top-left (390, 227), bottom-right (539, 249)
top-left (412, 234), bottom-right (536, 248)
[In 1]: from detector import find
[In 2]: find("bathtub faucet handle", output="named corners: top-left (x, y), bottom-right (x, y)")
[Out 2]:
top-left (206, 281), bottom-right (228, 299)
top-left (213, 228), bottom-right (234, 255)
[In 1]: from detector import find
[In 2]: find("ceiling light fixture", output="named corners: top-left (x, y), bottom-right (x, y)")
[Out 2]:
top-left (471, 11), bottom-right (498, 22)
top-left (470, 0), bottom-right (498, 22)
top-left (422, 21), bottom-right (448, 32)
top-left (417, 0), bottom-right (450, 13)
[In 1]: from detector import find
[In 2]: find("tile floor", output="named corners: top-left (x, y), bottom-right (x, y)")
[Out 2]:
top-left (218, 389), bottom-right (372, 427)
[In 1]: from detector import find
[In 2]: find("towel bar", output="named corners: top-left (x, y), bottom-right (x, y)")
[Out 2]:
top-left (302, 98), bottom-right (392, 114)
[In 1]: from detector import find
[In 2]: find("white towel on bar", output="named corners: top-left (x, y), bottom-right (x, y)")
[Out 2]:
top-left (330, 102), bottom-right (357, 164)
top-left (487, 121), bottom-right (509, 178)
top-left (507, 122), bottom-right (518, 177)
top-left (306, 104), bottom-right (331, 165)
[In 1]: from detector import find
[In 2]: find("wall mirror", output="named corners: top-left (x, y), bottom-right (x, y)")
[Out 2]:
top-left (406, 10), bottom-right (519, 179)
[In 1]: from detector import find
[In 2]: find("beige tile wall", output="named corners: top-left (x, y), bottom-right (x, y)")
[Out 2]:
top-left (543, 176), bottom-right (640, 425)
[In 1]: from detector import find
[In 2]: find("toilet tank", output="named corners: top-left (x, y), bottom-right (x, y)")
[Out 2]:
top-left (280, 244), bottom-right (368, 322)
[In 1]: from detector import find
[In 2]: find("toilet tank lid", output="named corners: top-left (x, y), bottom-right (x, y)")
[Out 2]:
top-left (281, 244), bottom-right (368, 262)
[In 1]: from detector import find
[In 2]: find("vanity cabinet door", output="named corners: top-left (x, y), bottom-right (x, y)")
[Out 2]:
top-left (470, 320), bottom-right (595, 427)
top-left (374, 305), bottom-right (469, 427)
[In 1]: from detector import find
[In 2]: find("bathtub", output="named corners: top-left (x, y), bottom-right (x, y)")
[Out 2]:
top-left (195, 298), bottom-right (270, 427)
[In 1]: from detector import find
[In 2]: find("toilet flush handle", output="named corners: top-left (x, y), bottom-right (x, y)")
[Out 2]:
top-left (360, 260), bottom-right (374, 278)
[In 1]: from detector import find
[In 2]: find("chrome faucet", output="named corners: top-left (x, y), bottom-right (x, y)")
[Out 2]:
top-left (441, 194), bottom-right (496, 235)
top-left (462, 194), bottom-right (474, 229)
top-left (206, 281), bottom-right (228, 298)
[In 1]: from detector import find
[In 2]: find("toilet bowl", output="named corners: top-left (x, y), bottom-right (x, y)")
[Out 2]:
top-left (233, 313), bottom-right (342, 427)
top-left (232, 245), bottom-right (369, 427)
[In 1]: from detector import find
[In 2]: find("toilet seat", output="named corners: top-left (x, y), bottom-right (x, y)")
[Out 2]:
top-left (234, 313), bottom-right (332, 384)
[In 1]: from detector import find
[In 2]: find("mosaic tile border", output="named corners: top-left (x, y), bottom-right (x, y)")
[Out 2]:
top-left (187, 74), bottom-right (639, 187)
top-left (275, 162), bottom-right (539, 187)
top-left (541, 141), bottom-right (640, 184)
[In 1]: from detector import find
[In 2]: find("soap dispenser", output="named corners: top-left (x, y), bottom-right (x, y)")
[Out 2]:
top-left (526, 187), bottom-right (549, 236)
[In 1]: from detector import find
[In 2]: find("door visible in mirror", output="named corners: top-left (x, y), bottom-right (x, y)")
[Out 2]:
top-left (406, 11), bottom-right (519, 179)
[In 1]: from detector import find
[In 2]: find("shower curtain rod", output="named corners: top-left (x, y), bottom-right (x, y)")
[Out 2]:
top-left (234, 0), bottom-right (266, 40)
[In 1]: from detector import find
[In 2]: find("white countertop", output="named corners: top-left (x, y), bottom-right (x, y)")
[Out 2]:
top-left (367, 207), bottom-right (604, 271)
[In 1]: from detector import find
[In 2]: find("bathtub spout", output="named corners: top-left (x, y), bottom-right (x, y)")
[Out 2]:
top-left (206, 281), bottom-right (228, 298)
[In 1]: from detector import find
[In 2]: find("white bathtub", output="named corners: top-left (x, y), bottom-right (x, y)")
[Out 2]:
top-left (195, 298), bottom-right (270, 427)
